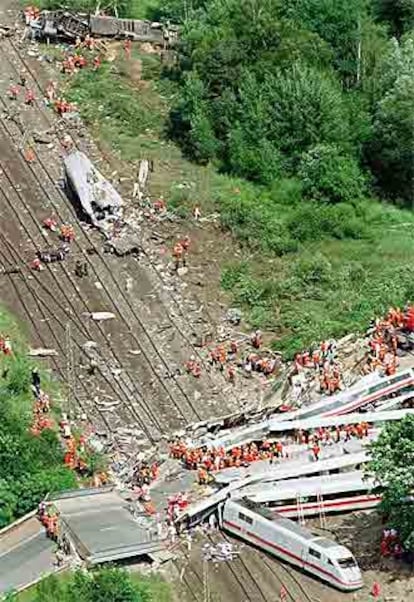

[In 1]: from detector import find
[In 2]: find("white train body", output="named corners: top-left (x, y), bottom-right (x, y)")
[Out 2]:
top-left (221, 499), bottom-right (363, 591)
top-left (237, 470), bottom-right (381, 518)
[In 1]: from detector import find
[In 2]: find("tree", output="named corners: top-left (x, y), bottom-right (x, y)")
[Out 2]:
top-left (373, 0), bottom-right (414, 38)
top-left (169, 74), bottom-right (218, 163)
top-left (369, 414), bottom-right (414, 550)
top-left (69, 568), bottom-right (150, 602)
top-left (29, 568), bottom-right (159, 602)
top-left (366, 36), bottom-right (414, 204)
top-left (298, 144), bottom-right (366, 203)
top-left (0, 480), bottom-right (17, 528)
top-left (277, 0), bottom-right (370, 85)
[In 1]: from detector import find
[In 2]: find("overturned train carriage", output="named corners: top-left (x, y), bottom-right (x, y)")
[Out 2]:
top-left (36, 10), bottom-right (178, 44)
top-left (64, 151), bottom-right (123, 230)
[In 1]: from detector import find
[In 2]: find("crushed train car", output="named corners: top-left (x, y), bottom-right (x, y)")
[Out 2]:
top-left (64, 151), bottom-right (123, 230)
top-left (28, 10), bottom-right (179, 45)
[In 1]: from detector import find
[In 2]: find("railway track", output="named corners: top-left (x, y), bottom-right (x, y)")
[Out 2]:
top-left (1, 35), bottom-right (240, 420)
top-left (217, 531), bottom-right (315, 602)
top-left (0, 40), bottom-right (233, 441)
top-left (0, 136), bottom-right (168, 439)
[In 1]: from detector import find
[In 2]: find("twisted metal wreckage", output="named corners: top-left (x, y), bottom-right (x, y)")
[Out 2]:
top-left (27, 9), bottom-right (179, 45)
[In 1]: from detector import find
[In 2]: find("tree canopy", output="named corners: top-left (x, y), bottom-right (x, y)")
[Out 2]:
top-left (5, 567), bottom-right (169, 602)
top-left (369, 415), bottom-right (414, 550)
top-left (168, 0), bottom-right (414, 206)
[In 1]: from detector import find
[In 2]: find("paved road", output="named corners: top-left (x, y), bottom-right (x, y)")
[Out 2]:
top-left (0, 518), bottom-right (55, 594)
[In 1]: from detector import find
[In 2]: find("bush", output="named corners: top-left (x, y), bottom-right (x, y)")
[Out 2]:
top-left (298, 144), bottom-right (366, 203)
top-left (287, 202), bottom-right (368, 242)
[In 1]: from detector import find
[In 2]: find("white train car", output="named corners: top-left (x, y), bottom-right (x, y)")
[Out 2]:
top-left (221, 499), bottom-right (363, 591)
top-left (278, 368), bottom-right (414, 422)
top-left (236, 470), bottom-right (381, 518)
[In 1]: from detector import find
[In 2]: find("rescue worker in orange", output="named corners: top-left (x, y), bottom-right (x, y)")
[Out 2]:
top-left (251, 330), bottom-right (262, 349)
top-left (43, 217), bottom-right (58, 231)
top-left (60, 224), bottom-right (75, 243)
top-left (24, 88), bottom-right (35, 105)
top-left (7, 84), bottom-right (19, 100)
top-left (172, 241), bottom-right (185, 270)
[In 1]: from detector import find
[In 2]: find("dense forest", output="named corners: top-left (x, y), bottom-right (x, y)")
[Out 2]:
top-left (166, 0), bottom-right (413, 206)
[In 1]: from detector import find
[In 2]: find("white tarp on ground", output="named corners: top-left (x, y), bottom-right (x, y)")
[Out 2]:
top-left (64, 151), bottom-right (123, 229)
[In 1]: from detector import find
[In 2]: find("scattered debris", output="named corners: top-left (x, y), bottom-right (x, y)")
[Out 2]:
top-left (202, 542), bottom-right (240, 562)
top-left (89, 312), bottom-right (116, 322)
top-left (225, 307), bottom-right (242, 325)
top-left (28, 348), bottom-right (58, 357)
top-left (32, 130), bottom-right (53, 145)
top-left (104, 230), bottom-right (142, 257)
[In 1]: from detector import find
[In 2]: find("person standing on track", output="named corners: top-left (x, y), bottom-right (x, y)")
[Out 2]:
top-left (31, 367), bottom-right (41, 397)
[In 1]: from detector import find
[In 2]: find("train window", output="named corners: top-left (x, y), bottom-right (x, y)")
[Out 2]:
top-left (238, 512), bottom-right (253, 525)
top-left (327, 559), bottom-right (333, 566)
top-left (308, 548), bottom-right (321, 559)
top-left (337, 557), bottom-right (357, 568)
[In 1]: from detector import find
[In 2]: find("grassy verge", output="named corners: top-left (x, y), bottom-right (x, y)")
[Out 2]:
top-left (58, 45), bottom-right (414, 357)
top-left (0, 307), bottom-right (77, 528)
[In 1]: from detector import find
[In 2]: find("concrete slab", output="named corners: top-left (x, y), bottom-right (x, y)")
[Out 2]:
top-left (52, 487), bottom-right (165, 564)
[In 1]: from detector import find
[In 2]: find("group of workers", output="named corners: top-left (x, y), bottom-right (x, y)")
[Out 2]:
top-left (7, 66), bottom-right (36, 110)
top-left (170, 417), bottom-right (374, 481)
top-left (294, 421), bottom-right (371, 446)
top-left (132, 461), bottom-right (159, 486)
top-left (167, 493), bottom-right (189, 523)
top-left (30, 369), bottom-right (54, 436)
top-left (30, 219), bottom-right (75, 271)
top-left (380, 528), bottom-right (403, 559)
top-left (185, 330), bottom-right (278, 384)
top-left (294, 340), bottom-right (343, 395)
top-left (169, 438), bottom-right (287, 483)
top-left (38, 502), bottom-right (59, 540)
top-left (363, 305), bottom-right (414, 376)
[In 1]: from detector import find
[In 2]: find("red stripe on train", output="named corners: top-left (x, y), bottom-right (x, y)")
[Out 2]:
top-left (274, 494), bottom-right (382, 514)
top-left (324, 377), bottom-right (414, 417)
top-left (223, 519), bottom-right (362, 588)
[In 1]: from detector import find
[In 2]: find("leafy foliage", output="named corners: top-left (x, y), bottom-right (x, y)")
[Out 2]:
top-left (0, 309), bottom-right (76, 527)
top-left (373, 0), bottom-right (414, 37)
top-left (6, 568), bottom-right (171, 602)
top-left (369, 415), bottom-right (414, 550)
top-left (298, 144), bottom-right (366, 203)
top-left (367, 36), bottom-right (414, 204)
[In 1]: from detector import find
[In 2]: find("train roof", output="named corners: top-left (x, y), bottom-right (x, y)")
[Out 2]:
top-left (228, 498), bottom-right (315, 539)
top-left (235, 470), bottom-right (376, 503)
top-left (227, 499), bottom-right (351, 555)
top-left (267, 407), bottom-right (414, 434)
top-left (215, 449), bottom-right (369, 487)
top-left (190, 369), bottom-right (414, 451)
top-left (280, 368), bottom-right (414, 422)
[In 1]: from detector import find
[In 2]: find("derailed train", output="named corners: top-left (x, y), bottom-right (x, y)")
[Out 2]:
top-left (219, 499), bottom-right (363, 591)
top-left (30, 10), bottom-right (179, 45)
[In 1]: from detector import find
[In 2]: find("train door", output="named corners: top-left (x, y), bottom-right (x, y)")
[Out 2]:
top-left (300, 547), bottom-right (308, 569)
